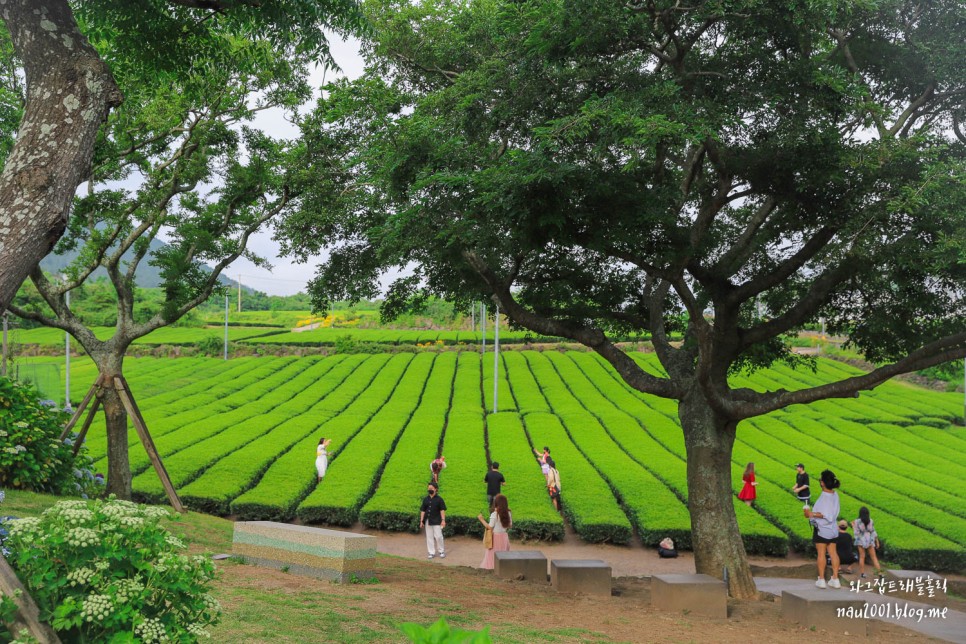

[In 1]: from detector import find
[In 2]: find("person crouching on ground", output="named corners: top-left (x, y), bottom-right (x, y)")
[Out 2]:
top-left (804, 469), bottom-right (842, 588)
top-left (419, 482), bottom-right (446, 560)
top-left (835, 520), bottom-right (858, 574)
top-left (477, 493), bottom-right (512, 570)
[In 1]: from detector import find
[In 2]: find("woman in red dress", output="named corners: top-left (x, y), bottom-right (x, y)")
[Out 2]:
top-left (738, 462), bottom-right (757, 506)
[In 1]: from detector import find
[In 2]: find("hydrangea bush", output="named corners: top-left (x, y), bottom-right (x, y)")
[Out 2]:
top-left (0, 377), bottom-right (98, 496)
top-left (3, 498), bottom-right (220, 642)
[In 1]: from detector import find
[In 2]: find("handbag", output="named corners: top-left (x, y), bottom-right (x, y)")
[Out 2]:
top-left (483, 527), bottom-right (493, 549)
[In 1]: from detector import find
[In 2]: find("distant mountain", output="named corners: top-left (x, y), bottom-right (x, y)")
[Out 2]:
top-left (39, 239), bottom-right (253, 291)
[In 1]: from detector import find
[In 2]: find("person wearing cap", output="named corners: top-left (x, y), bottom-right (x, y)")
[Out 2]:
top-left (419, 482), bottom-right (447, 560)
top-left (835, 520), bottom-right (858, 574)
top-left (792, 463), bottom-right (810, 508)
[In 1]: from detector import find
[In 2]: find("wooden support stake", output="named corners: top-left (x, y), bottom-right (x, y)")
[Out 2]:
top-left (112, 376), bottom-right (185, 513)
top-left (59, 375), bottom-right (102, 440)
top-left (0, 556), bottom-right (62, 643)
top-left (71, 397), bottom-right (102, 458)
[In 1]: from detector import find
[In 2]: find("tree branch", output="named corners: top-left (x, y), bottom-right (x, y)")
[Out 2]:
top-left (463, 249), bottom-right (683, 400)
top-left (726, 332), bottom-right (966, 419)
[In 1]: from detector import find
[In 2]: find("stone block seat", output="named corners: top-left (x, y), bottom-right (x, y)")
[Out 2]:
top-left (494, 551), bottom-right (547, 582)
top-left (550, 559), bottom-right (611, 597)
top-left (781, 589), bottom-right (866, 634)
top-left (232, 521), bottom-right (377, 583)
top-left (651, 574), bottom-right (728, 619)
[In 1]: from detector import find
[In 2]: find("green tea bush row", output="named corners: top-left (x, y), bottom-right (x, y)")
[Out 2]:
top-left (427, 353), bottom-right (493, 536)
top-left (503, 352), bottom-right (551, 414)
top-left (741, 417), bottom-right (965, 569)
top-left (296, 354), bottom-right (437, 524)
top-left (360, 353), bottom-right (458, 531)
top-left (110, 358), bottom-right (310, 477)
top-left (85, 357), bottom-right (286, 465)
top-left (179, 355), bottom-right (371, 513)
top-left (537, 353), bottom-right (694, 547)
top-left (482, 352), bottom-right (516, 413)
top-left (132, 359), bottom-right (340, 501)
top-left (522, 411), bottom-right (633, 544)
top-left (566, 353), bottom-right (788, 555)
top-left (486, 411), bottom-right (565, 541)
top-left (91, 358), bottom-right (306, 475)
top-left (772, 416), bottom-right (966, 516)
top-left (230, 354), bottom-right (406, 520)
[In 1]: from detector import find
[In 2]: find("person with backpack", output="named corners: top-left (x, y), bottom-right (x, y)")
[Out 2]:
top-left (546, 458), bottom-right (561, 511)
top-left (852, 506), bottom-right (883, 579)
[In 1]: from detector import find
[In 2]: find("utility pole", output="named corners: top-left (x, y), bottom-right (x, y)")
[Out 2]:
top-left (493, 304), bottom-right (500, 413)
top-left (481, 302), bottom-right (486, 354)
top-left (1, 311), bottom-right (8, 377)
top-left (64, 281), bottom-right (71, 411)
top-left (224, 294), bottom-right (229, 360)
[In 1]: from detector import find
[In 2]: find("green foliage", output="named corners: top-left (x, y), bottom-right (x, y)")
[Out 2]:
top-left (3, 498), bottom-right (219, 642)
top-left (399, 617), bottom-right (491, 644)
top-left (0, 377), bottom-right (97, 496)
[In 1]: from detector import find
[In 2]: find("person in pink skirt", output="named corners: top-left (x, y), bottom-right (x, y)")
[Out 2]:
top-left (477, 494), bottom-right (512, 569)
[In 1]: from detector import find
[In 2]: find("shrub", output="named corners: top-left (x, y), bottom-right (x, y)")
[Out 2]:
top-left (0, 377), bottom-right (98, 496)
top-left (3, 497), bottom-right (219, 642)
top-left (400, 617), bottom-right (491, 644)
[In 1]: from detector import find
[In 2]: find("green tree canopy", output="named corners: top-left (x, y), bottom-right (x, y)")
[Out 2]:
top-left (281, 0), bottom-right (966, 596)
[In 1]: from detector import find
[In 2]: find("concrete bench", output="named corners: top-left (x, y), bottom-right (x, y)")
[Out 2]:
top-left (494, 551), bottom-right (547, 582)
top-left (232, 521), bottom-right (377, 583)
top-left (550, 559), bottom-right (611, 597)
top-left (651, 574), bottom-right (727, 619)
top-left (781, 589), bottom-right (866, 634)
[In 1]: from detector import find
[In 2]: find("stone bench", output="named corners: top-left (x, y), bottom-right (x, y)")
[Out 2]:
top-left (651, 574), bottom-right (727, 619)
top-left (495, 551), bottom-right (547, 582)
top-left (550, 559), bottom-right (611, 597)
top-left (781, 589), bottom-right (866, 634)
top-left (232, 521), bottom-right (377, 583)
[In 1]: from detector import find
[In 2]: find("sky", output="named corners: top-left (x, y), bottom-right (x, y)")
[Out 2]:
top-left (220, 35), bottom-right (366, 297)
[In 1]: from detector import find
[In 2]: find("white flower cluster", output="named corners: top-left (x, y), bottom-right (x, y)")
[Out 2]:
top-left (13, 421), bottom-right (27, 428)
top-left (186, 623), bottom-right (211, 639)
top-left (80, 594), bottom-right (114, 622)
top-left (67, 527), bottom-right (99, 547)
top-left (94, 560), bottom-right (110, 572)
top-left (134, 617), bottom-right (169, 643)
top-left (60, 507), bottom-right (95, 526)
top-left (201, 593), bottom-right (221, 612)
top-left (118, 516), bottom-right (145, 529)
top-left (114, 578), bottom-right (145, 604)
top-left (66, 567), bottom-right (96, 588)
top-left (100, 499), bottom-right (140, 518)
top-left (142, 506), bottom-right (171, 520)
top-left (0, 429), bottom-right (8, 437)
top-left (164, 534), bottom-right (185, 549)
top-left (6, 517), bottom-right (41, 538)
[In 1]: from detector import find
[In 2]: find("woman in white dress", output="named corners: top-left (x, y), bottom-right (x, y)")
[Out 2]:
top-left (316, 437), bottom-right (332, 481)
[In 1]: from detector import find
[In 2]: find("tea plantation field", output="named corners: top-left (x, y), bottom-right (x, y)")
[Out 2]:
top-left (21, 351), bottom-right (966, 570)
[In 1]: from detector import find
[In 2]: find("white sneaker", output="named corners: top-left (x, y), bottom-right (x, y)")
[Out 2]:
top-left (439, 553), bottom-right (445, 559)
top-left (828, 578), bottom-right (841, 589)
top-left (815, 577), bottom-right (827, 589)
top-left (427, 554), bottom-right (434, 559)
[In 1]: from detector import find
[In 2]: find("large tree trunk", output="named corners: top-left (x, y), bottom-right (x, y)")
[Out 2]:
top-left (0, 0), bottom-right (121, 310)
top-left (679, 389), bottom-right (758, 599)
top-left (91, 352), bottom-right (131, 499)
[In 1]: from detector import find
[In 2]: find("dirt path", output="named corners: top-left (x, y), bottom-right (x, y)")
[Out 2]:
top-left (350, 522), bottom-right (814, 577)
